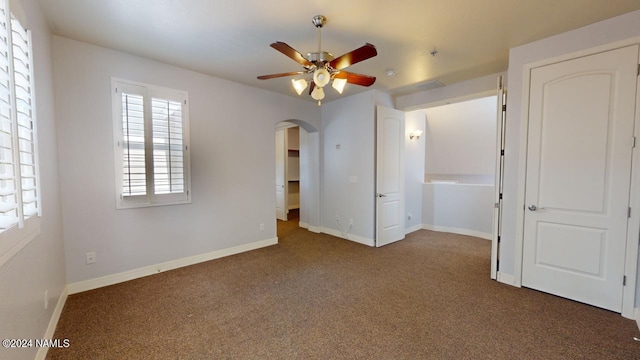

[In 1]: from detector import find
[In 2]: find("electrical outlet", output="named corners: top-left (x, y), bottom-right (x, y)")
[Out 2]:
top-left (86, 252), bottom-right (96, 265)
top-left (44, 290), bottom-right (48, 310)
top-left (260, 223), bottom-right (264, 231)
top-left (349, 219), bottom-right (353, 226)
top-left (408, 213), bottom-right (412, 220)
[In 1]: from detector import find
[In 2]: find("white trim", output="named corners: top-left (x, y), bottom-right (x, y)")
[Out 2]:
top-left (622, 59), bottom-right (640, 320)
top-left (68, 238), bottom-right (277, 294)
top-left (405, 224), bottom-right (423, 235)
top-left (492, 75), bottom-right (505, 281)
top-left (634, 308), bottom-right (640, 331)
top-left (320, 227), bottom-right (375, 247)
top-left (497, 272), bottom-right (517, 286)
top-left (298, 222), bottom-right (321, 233)
top-left (35, 286), bottom-right (68, 360)
top-left (0, 217), bottom-right (40, 268)
top-left (515, 39), bottom-right (640, 317)
top-left (422, 224), bottom-right (492, 240)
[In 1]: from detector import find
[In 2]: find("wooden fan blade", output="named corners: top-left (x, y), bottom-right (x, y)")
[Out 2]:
top-left (257, 71), bottom-right (305, 80)
top-left (271, 42), bottom-right (313, 68)
top-left (334, 71), bottom-right (376, 87)
top-left (309, 81), bottom-right (315, 95)
top-left (329, 43), bottom-right (377, 70)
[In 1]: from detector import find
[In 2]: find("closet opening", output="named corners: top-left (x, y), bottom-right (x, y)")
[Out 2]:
top-left (274, 120), bottom-right (320, 239)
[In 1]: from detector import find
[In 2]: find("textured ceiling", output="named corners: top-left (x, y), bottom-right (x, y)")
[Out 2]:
top-left (37, 0), bottom-right (640, 103)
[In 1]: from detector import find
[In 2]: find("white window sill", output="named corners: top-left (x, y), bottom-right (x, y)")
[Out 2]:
top-left (0, 216), bottom-right (41, 268)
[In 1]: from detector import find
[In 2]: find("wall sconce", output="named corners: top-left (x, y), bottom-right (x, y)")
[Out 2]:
top-left (409, 130), bottom-right (423, 140)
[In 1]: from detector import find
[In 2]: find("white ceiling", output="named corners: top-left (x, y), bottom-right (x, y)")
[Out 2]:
top-left (37, 0), bottom-right (640, 103)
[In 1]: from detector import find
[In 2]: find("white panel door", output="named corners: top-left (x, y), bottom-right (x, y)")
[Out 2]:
top-left (523, 45), bottom-right (638, 312)
top-left (376, 106), bottom-right (405, 247)
top-left (275, 129), bottom-right (287, 221)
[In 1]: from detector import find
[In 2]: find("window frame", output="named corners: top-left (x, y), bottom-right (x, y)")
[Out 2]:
top-left (111, 78), bottom-right (191, 209)
top-left (0, 0), bottom-right (41, 268)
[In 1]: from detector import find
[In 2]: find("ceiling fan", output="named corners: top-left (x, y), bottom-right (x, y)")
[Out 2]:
top-left (257, 15), bottom-right (377, 105)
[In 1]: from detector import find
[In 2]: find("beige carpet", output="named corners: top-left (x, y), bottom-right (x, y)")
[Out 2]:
top-left (48, 216), bottom-right (640, 359)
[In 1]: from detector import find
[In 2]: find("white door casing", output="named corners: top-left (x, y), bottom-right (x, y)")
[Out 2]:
top-left (275, 129), bottom-right (287, 221)
top-left (376, 106), bottom-right (405, 247)
top-left (522, 45), bottom-right (638, 312)
top-left (492, 76), bottom-right (507, 280)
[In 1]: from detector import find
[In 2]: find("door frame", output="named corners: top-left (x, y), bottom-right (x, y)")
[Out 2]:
top-left (514, 39), bottom-right (640, 318)
top-left (275, 127), bottom-right (287, 221)
top-left (491, 76), bottom-right (506, 280)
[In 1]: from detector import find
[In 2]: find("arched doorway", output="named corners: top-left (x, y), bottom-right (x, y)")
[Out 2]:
top-left (274, 119), bottom-right (320, 238)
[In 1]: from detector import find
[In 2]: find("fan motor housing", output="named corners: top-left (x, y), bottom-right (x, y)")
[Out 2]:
top-left (307, 51), bottom-right (334, 65)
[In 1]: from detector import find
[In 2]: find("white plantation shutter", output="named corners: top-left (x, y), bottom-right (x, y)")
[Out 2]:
top-left (152, 98), bottom-right (184, 194)
top-left (0, 0), bottom-right (42, 268)
top-left (121, 92), bottom-right (147, 196)
top-left (0, 4), bottom-right (18, 230)
top-left (11, 16), bottom-right (38, 218)
top-left (113, 79), bottom-right (190, 209)
top-left (0, 0), bottom-right (38, 233)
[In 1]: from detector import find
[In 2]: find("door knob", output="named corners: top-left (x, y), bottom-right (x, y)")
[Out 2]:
top-left (528, 205), bottom-right (537, 211)
top-left (377, 193), bottom-right (386, 198)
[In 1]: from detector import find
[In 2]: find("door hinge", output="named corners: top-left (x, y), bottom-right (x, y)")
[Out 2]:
top-left (502, 104), bottom-right (506, 112)
top-left (497, 235), bottom-right (501, 244)
top-left (496, 259), bottom-right (500, 272)
top-left (115, 87), bottom-right (118, 93)
top-left (500, 149), bottom-right (505, 156)
top-left (637, 64), bottom-right (640, 76)
top-left (499, 193), bottom-right (503, 200)
top-left (633, 136), bottom-right (637, 148)
top-left (629, 207), bottom-right (632, 218)
top-left (623, 275), bottom-right (627, 286)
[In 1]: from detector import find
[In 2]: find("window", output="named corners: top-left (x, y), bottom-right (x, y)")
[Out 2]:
top-left (112, 79), bottom-right (191, 209)
top-left (0, 0), bottom-right (41, 266)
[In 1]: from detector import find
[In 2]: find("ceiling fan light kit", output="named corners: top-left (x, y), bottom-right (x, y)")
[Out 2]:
top-left (313, 67), bottom-right (330, 87)
top-left (291, 78), bottom-right (308, 95)
top-left (257, 15), bottom-right (377, 105)
top-left (311, 86), bottom-right (324, 101)
top-left (332, 77), bottom-right (347, 94)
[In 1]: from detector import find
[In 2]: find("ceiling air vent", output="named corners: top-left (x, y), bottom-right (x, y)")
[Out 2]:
top-left (416, 80), bottom-right (444, 91)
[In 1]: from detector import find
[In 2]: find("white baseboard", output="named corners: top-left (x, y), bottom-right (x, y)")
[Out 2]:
top-left (320, 227), bottom-right (375, 247)
top-left (35, 286), bottom-right (69, 360)
top-left (68, 237), bottom-right (278, 294)
top-left (635, 308), bottom-right (640, 331)
top-left (298, 222), bottom-right (321, 233)
top-left (497, 272), bottom-right (517, 287)
top-left (422, 224), bottom-right (492, 240)
top-left (405, 224), bottom-right (423, 235)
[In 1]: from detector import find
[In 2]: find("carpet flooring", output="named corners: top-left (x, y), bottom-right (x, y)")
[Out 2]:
top-left (47, 214), bottom-right (640, 359)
